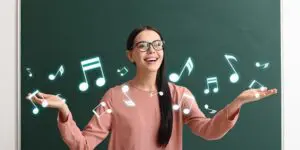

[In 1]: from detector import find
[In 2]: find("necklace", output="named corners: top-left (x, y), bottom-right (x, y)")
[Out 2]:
top-left (127, 81), bottom-right (164, 97)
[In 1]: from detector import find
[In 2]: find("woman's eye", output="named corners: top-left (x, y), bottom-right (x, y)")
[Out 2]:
top-left (153, 41), bottom-right (162, 47)
top-left (137, 43), bottom-right (148, 49)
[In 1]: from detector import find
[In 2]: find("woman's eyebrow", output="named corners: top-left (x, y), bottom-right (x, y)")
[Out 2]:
top-left (136, 39), bottom-right (161, 43)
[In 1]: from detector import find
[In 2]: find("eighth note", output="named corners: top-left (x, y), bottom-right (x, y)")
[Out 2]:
top-left (92, 101), bottom-right (112, 118)
top-left (255, 62), bottom-right (270, 69)
top-left (121, 84), bottom-right (136, 107)
top-left (26, 68), bottom-right (33, 77)
top-left (117, 66), bottom-right (128, 76)
top-left (172, 93), bottom-right (195, 115)
top-left (204, 76), bottom-right (219, 95)
top-left (26, 90), bottom-right (40, 115)
top-left (224, 54), bottom-right (239, 83)
top-left (204, 104), bottom-right (217, 114)
top-left (248, 79), bottom-right (266, 91)
top-left (48, 65), bottom-right (64, 81)
top-left (79, 57), bottom-right (106, 92)
top-left (169, 57), bottom-right (194, 82)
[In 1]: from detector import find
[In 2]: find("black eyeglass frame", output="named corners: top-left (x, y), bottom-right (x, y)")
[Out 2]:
top-left (131, 40), bottom-right (165, 52)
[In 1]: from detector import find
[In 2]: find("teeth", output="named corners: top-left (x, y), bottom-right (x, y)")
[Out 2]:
top-left (145, 58), bottom-right (157, 61)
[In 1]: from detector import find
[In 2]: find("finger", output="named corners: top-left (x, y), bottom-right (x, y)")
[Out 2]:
top-left (264, 88), bottom-right (277, 94)
top-left (259, 89), bottom-right (277, 99)
top-left (259, 87), bottom-right (268, 92)
top-left (37, 92), bottom-right (50, 98)
top-left (254, 89), bottom-right (268, 99)
top-left (269, 88), bottom-right (278, 94)
top-left (31, 95), bottom-right (43, 105)
top-left (265, 89), bottom-right (277, 96)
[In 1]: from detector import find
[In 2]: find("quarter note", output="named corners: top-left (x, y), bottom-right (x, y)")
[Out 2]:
top-left (204, 77), bottom-right (219, 94)
top-left (79, 57), bottom-right (106, 92)
top-left (48, 65), bottom-right (64, 81)
top-left (92, 101), bottom-right (112, 118)
top-left (204, 104), bottom-right (217, 114)
top-left (117, 66), bottom-right (128, 76)
top-left (255, 62), bottom-right (270, 69)
top-left (121, 84), bottom-right (136, 107)
top-left (224, 54), bottom-right (239, 83)
top-left (169, 57), bottom-right (194, 82)
top-left (26, 68), bottom-right (33, 77)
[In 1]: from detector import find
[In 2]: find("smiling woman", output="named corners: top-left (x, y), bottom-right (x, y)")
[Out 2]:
top-left (27, 26), bottom-right (277, 150)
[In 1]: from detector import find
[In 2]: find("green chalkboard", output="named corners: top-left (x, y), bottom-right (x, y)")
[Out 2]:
top-left (21, 0), bottom-right (281, 149)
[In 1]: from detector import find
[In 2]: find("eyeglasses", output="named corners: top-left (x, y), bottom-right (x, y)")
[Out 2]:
top-left (133, 40), bottom-right (165, 52)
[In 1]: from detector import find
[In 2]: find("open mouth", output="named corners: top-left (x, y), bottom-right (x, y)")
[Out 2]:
top-left (144, 57), bottom-right (158, 63)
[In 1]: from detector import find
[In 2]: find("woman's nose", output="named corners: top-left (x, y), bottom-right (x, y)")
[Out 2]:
top-left (147, 45), bottom-right (155, 53)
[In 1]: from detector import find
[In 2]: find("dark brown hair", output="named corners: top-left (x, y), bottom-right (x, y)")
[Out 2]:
top-left (126, 26), bottom-right (173, 147)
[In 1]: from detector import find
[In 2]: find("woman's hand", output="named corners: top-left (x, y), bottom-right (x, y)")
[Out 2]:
top-left (27, 92), bottom-right (70, 121)
top-left (236, 87), bottom-right (278, 105)
top-left (27, 92), bottom-right (66, 110)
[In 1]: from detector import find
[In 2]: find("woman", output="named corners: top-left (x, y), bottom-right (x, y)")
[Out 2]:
top-left (29, 26), bottom-right (277, 150)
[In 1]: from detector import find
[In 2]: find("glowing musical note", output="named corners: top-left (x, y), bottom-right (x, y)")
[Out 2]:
top-left (79, 57), bottom-right (106, 92)
top-left (248, 80), bottom-right (266, 91)
top-left (92, 101), bottom-right (112, 118)
top-left (48, 65), bottom-right (64, 80)
top-left (204, 77), bottom-right (219, 94)
top-left (172, 93), bottom-right (195, 115)
top-left (224, 54), bottom-right (239, 83)
top-left (26, 68), bottom-right (33, 77)
top-left (26, 90), bottom-right (40, 115)
top-left (121, 84), bottom-right (136, 107)
top-left (204, 104), bottom-right (217, 114)
top-left (255, 62), bottom-right (270, 69)
top-left (117, 66), bottom-right (128, 76)
top-left (169, 57), bottom-right (194, 82)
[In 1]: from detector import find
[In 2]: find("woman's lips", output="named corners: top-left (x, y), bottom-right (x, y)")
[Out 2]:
top-left (144, 57), bottom-right (158, 63)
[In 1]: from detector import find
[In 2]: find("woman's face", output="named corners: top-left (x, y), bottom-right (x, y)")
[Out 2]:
top-left (128, 30), bottom-right (164, 73)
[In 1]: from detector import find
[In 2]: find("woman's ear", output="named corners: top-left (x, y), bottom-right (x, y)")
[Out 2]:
top-left (126, 50), bottom-right (134, 63)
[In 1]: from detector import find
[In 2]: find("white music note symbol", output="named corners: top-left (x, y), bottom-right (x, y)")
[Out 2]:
top-left (79, 57), bottom-right (106, 92)
top-left (204, 77), bottom-right (219, 94)
top-left (121, 84), bottom-right (136, 107)
top-left (172, 93), bottom-right (195, 115)
top-left (248, 80), bottom-right (266, 91)
top-left (117, 66), bottom-right (128, 76)
top-left (255, 62), bottom-right (270, 69)
top-left (26, 90), bottom-right (40, 115)
top-left (92, 101), bottom-right (112, 118)
top-left (169, 57), bottom-right (194, 82)
top-left (48, 65), bottom-right (64, 80)
top-left (26, 68), bottom-right (33, 77)
top-left (224, 54), bottom-right (239, 83)
top-left (204, 104), bottom-right (217, 114)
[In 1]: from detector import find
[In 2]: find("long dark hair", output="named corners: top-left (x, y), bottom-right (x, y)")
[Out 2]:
top-left (126, 26), bottom-right (173, 147)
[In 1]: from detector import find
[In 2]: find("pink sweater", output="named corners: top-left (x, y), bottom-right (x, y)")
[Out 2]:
top-left (57, 82), bottom-right (240, 150)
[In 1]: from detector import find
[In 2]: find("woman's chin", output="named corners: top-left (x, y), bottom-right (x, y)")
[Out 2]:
top-left (144, 66), bottom-right (160, 72)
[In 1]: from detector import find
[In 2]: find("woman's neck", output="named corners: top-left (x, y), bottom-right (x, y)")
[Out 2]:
top-left (130, 70), bottom-right (157, 92)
